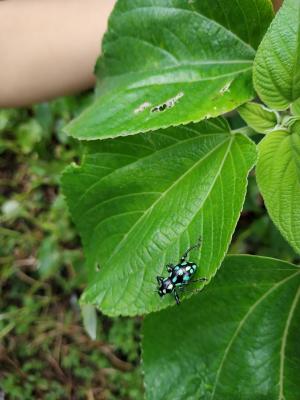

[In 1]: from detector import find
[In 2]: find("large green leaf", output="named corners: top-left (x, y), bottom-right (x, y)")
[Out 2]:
top-left (62, 118), bottom-right (256, 316)
top-left (143, 255), bottom-right (300, 400)
top-left (64, 0), bottom-right (273, 140)
top-left (254, 0), bottom-right (300, 110)
top-left (256, 128), bottom-right (300, 254)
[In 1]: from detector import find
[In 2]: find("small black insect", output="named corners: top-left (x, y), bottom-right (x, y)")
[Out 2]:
top-left (156, 238), bottom-right (207, 305)
top-left (151, 103), bottom-right (167, 113)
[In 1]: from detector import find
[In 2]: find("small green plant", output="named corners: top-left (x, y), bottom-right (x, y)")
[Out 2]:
top-left (60, 0), bottom-right (300, 398)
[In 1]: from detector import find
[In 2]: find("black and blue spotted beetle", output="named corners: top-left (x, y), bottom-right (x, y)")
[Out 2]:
top-left (156, 238), bottom-right (207, 305)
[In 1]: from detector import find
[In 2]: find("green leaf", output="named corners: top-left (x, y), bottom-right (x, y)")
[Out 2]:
top-left (36, 237), bottom-right (61, 278)
top-left (291, 98), bottom-right (300, 116)
top-left (81, 304), bottom-right (97, 341)
top-left (62, 118), bottom-right (256, 316)
top-left (256, 129), bottom-right (300, 254)
top-left (16, 119), bottom-right (43, 154)
top-left (254, 0), bottom-right (300, 110)
top-left (65, 0), bottom-right (274, 140)
top-left (1, 200), bottom-right (24, 221)
top-left (142, 255), bottom-right (300, 400)
top-left (238, 102), bottom-right (278, 133)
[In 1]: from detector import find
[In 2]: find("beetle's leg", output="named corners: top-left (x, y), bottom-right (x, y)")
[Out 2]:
top-left (180, 237), bottom-right (202, 262)
top-left (190, 277), bottom-right (207, 283)
top-left (174, 289), bottom-right (180, 305)
top-left (165, 263), bottom-right (174, 273)
top-left (156, 276), bottom-right (164, 285)
top-left (177, 278), bottom-right (207, 291)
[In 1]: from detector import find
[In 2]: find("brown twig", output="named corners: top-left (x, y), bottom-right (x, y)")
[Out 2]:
top-left (46, 353), bottom-right (67, 383)
top-left (98, 345), bottom-right (134, 372)
top-left (14, 256), bottom-right (36, 268)
top-left (15, 269), bottom-right (37, 285)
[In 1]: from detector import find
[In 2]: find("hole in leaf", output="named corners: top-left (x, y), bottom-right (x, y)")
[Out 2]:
top-left (151, 92), bottom-right (184, 113)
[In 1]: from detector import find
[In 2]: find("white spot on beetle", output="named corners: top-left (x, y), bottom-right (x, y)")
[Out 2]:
top-left (134, 101), bottom-right (152, 114)
top-left (167, 284), bottom-right (173, 290)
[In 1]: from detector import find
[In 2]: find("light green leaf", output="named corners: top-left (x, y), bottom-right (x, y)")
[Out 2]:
top-left (291, 98), bottom-right (300, 116)
top-left (36, 237), bottom-right (61, 278)
top-left (143, 255), bottom-right (300, 400)
top-left (62, 118), bottom-right (256, 316)
top-left (81, 304), bottom-right (97, 341)
top-left (238, 102), bottom-right (278, 133)
top-left (16, 119), bottom-right (43, 154)
top-left (65, 0), bottom-right (273, 140)
top-left (254, 0), bottom-right (300, 110)
top-left (257, 128), bottom-right (300, 254)
top-left (1, 200), bottom-right (24, 220)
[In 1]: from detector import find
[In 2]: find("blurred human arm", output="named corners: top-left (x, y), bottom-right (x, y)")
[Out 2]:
top-left (0, 0), bottom-right (115, 107)
top-left (273, 0), bottom-right (283, 11)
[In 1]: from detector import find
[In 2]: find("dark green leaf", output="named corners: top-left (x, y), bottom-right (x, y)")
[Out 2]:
top-left (254, 0), bottom-right (300, 109)
top-left (62, 118), bottom-right (256, 316)
top-left (65, 0), bottom-right (273, 140)
top-left (143, 255), bottom-right (300, 400)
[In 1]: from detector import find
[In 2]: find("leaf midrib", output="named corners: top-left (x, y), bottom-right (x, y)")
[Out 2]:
top-left (73, 132), bottom-right (229, 215)
top-left (98, 137), bottom-right (236, 314)
top-left (128, 66), bottom-right (252, 90)
top-left (102, 136), bottom-right (233, 270)
top-left (102, 62), bottom-right (253, 92)
top-left (107, 36), bottom-right (254, 69)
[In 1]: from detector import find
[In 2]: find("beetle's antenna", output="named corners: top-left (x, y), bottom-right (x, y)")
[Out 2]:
top-left (195, 236), bottom-right (202, 248)
top-left (181, 236), bottom-right (202, 260)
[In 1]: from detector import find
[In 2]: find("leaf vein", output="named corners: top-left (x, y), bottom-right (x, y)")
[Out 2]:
top-left (211, 270), bottom-right (300, 399)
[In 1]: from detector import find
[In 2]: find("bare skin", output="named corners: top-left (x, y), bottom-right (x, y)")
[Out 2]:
top-left (0, 0), bottom-right (282, 108)
top-left (273, 0), bottom-right (283, 11)
top-left (0, 0), bottom-right (115, 107)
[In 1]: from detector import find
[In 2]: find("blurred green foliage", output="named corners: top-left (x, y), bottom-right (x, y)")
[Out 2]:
top-left (0, 94), bottom-right (143, 399)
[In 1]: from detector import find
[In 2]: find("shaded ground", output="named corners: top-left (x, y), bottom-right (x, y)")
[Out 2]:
top-left (0, 97), bottom-right (143, 399)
